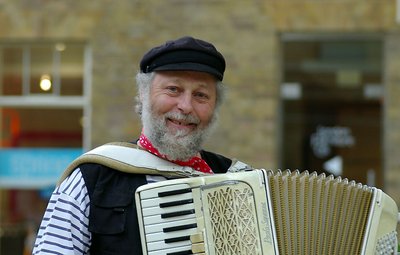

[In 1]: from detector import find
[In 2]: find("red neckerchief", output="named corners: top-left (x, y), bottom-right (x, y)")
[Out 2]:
top-left (138, 133), bottom-right (213, 174)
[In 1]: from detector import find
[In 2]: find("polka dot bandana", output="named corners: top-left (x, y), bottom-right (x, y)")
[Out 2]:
top-left (138, 133), bottom-right (213, 174)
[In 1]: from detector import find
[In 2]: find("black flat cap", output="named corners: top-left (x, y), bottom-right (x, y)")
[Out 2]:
top-left (140, 36), bottom-right (226, 81)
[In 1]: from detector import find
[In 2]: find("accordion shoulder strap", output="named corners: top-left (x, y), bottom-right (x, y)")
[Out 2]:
top-left (57, 142), bottom-right (208, 186)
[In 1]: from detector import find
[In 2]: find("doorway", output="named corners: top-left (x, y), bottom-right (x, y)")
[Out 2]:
top-left (280, 34), bottom-right (383, 188)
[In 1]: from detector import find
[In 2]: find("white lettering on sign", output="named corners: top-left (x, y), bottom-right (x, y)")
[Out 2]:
top-left (281, 83), bottom-right (302, 100)
top-left (364, 84), bottom-right (383, 99)
top-left (323, 156), bottom-right (343, 176)
top-left (310, 126), bottom-right (355, 158)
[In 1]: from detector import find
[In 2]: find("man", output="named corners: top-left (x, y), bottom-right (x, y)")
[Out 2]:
top-left (33, 36), bottom-right (244, 254)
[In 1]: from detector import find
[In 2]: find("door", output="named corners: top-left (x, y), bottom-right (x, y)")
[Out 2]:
top-left (280, 34), bottom-right (383, 188)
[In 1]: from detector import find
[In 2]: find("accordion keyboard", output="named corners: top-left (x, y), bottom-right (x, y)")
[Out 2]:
top-left (138, 183), bottom-right (205, 255)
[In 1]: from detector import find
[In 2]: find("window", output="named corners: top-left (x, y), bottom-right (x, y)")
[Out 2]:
top-left (0, 41), bottom-right (91, 255)
top-left (1, 42), bottom-right (85, 96)
top-left (0, 41), bottom-right (90, 148)
top-left (280, 34), bottom-right (383, 188)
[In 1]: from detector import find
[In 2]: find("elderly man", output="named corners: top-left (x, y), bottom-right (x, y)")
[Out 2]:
top-left (33, 36), bottom-right (246, 254)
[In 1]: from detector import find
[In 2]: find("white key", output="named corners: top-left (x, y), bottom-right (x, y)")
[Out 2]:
top-left (141, 193), bottom-right (194, 208)
top-left (143, 213), bottom-right (195, 225)
top-left (142, 203), bottom-right (195, 217)
top-left (148, 242), bottom-right (192, 254)
top-left (140, 184), bottom-right (191, 199)
top-left (146, 228), bottom-right (199, 242)
top-left (145, 218), bottom-right (198, 234)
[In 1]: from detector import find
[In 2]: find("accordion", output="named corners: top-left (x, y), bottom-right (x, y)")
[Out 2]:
top-left (135, 169), bottom-right (399, 255)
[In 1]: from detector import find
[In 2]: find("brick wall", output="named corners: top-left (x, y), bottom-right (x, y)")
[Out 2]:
top-left (385, 34), bottom-right (400, 237)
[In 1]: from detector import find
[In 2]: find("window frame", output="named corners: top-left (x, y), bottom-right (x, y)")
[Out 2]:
top-left (0, 41), bottom-right (92, 150)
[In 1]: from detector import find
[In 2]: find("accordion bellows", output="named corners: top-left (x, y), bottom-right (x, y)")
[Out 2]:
top-left (135, 169), bottom-right (399, 255)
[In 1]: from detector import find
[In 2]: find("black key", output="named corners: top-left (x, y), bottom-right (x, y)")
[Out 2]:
top-left (166, 250), bottom-right (193, 255)
top-left (161, 209), bottom-right (195, 219)
top-left (160, 199), bottom-right (193, 208)
top-left (165, 235), bottom-right (190, 243)
top-left (163, 223), bottom-right (197, 233)
top-left (158, 188), bottom-right (192, 197)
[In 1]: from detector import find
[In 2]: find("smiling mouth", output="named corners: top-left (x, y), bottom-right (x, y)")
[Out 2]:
top-left (168, 118), bottom-right (197, 128)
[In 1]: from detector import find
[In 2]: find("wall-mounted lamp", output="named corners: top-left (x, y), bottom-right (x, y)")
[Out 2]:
top-left (40, 74), bottom-right (52, 91)
top-left (55, 43), bottom-right (66, 52)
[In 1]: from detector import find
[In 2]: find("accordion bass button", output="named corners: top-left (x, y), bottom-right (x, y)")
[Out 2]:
top-left (191, 243), bottom-right (205, 253)
top-left (190, 233), bottom-right (204, 243)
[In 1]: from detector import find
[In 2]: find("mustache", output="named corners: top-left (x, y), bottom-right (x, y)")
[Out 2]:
top-left (164, 111), bottom-right (200, 125)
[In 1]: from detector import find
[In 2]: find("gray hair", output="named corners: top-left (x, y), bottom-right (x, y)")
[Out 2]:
top-left (134, 72), bottom-right (226, 115)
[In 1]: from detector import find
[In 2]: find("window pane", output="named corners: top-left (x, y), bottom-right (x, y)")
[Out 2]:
top-left (60, 43), bottom-right (84, 96)
top-left (30, 45), bottom-right (53, 94)
top-left (1, 107), bottom-right (83, 147)
top-left (1, 47), bottom-right (23, 96)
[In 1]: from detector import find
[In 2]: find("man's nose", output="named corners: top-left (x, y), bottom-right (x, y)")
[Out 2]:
top-left (177, 93), bottom-right (193, 114)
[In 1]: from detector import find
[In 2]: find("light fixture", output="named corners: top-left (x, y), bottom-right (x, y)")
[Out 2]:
top-left (40, 74), bottom-right (52, 91)
top-left (55, 43), bottom-right (66, 52)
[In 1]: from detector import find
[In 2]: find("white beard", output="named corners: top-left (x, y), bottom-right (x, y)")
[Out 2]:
top-left (141, 99), bottom-right (218, 161)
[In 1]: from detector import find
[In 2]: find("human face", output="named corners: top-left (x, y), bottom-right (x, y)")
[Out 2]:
top-left (149, 71), bottom-right (217, 135)
top-left (140, 71), bottom-right (218, 160)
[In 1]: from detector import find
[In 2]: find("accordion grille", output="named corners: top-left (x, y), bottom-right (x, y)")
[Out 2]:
top-left (204, 182), bottom-right (263, 255)
top-left (268, 170), bottom-right (374, 255)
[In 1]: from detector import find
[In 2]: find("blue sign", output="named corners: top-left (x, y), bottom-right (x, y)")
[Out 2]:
top-left (0, 148), bottom-right (82, 189)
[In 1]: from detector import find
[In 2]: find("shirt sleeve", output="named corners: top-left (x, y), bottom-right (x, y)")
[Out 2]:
top-left (32, 168), bottom-right (91, 255)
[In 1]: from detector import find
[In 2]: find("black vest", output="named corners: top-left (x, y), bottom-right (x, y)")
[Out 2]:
top-left (80, 150), bottom-right (231, 254)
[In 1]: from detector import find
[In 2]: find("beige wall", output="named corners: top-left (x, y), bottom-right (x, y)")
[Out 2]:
top-left (385, 33), bottom-right (400, 204)
top-left (1, 0), bottom-right (399, 215)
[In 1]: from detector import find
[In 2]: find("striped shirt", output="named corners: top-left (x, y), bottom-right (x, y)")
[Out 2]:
top-left (32, 168), bottom-right (165, 254)
top-left (33, 169), bottom-right (91, 254)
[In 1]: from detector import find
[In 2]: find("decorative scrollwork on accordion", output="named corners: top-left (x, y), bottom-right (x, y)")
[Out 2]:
top-left (206, 185), bottom-right (261, 255)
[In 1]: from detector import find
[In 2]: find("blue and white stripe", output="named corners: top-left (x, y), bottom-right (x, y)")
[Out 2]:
top-left (33, 168), bottom-right (166, 254)
top-left (33, 169), bottom-right (91, 254)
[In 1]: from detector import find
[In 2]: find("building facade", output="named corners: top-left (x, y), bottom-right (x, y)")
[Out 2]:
top-left (0, 0), bottom-right (399, 253)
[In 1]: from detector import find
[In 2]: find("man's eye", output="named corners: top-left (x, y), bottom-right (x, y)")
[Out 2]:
top-left (195, 92), bottom-right (209, 99)
top-left (167, 86), bottom-right (179, 93)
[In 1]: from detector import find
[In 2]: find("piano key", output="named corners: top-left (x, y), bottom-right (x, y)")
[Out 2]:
top-left (147, 240), bottom-right (192, 254)
top-left (147, 240), bottom-right (205, 254)
top-left (145, 218), bottom-right (197, 234)
top-left (143, 204), bottom-right (195, 217)
top-left (146, 227), bottom-right (198, 242)
top-left (142, 203), bottom-right (195, 217)
top-left (166, 251), bottom-right (192, 255)
top-left (141, 193), bottom-right (194, 208)
top-left (165, 236), bottom-right (190, 243)
top-left (158, 188), bottom-right (192, 197)
top-left (161, 209), bottom-right (195, 219)
top-left (163, 223), bottom-right (197, 233)
top-left (143, 212), bottom-right (195, 225)
top-left (160, 198), bottom-right (194, 208)
top-left (140, 184), bottom-right (192, 199)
